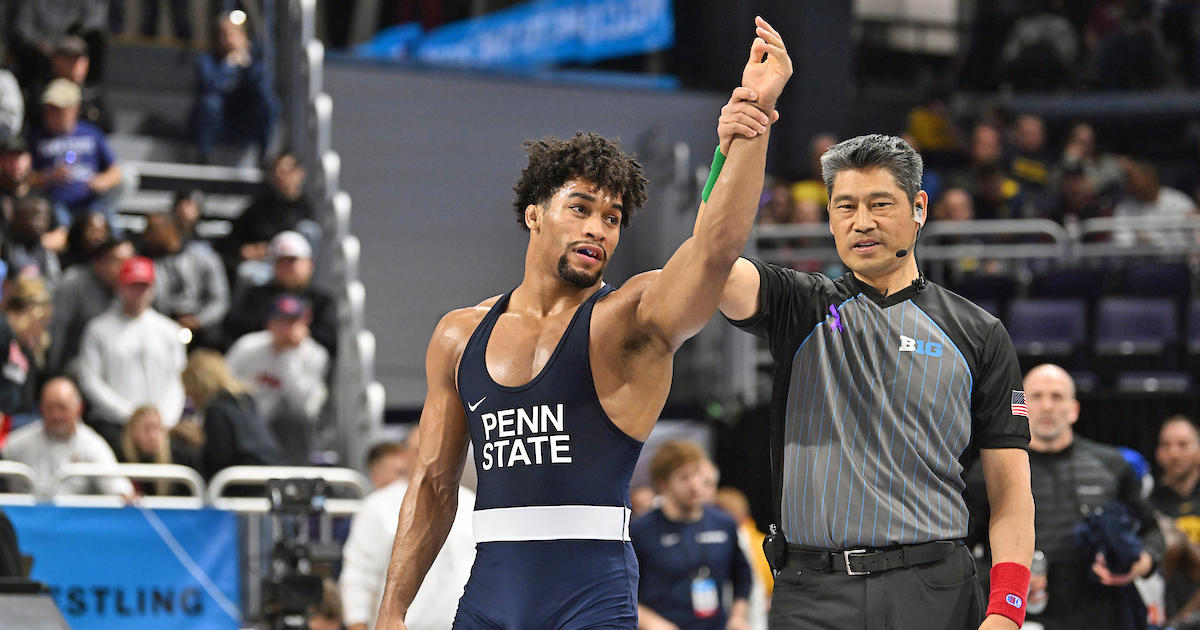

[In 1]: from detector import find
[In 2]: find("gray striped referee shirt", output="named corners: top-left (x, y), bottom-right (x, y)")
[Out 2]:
top-left (731, 260), bottom-right (1029, 549)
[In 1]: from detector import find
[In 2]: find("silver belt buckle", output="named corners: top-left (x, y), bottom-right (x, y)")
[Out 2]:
top-left (843, 549), bottom-right (869, 576)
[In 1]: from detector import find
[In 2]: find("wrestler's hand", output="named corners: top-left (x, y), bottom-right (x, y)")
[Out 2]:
top-left (375, 602), bottom-right (408, 630)
top-left (374, 614), bottom-right (407, 630)
top-left (740, 16), bottom-right (793, 112)
top-left (717, 87), bottom-right (780, 156)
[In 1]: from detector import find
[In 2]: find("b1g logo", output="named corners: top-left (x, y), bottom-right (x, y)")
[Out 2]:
top-left (898, 335), bottom-right (943, 357)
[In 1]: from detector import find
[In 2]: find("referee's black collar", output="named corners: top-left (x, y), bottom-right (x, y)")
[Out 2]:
top-left (843, 271), bottom-right (928, 307)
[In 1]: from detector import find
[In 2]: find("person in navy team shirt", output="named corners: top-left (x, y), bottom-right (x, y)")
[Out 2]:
top-left (27, 78), bottom-right (123, 228)
top-left (632, 440), bottom-right (753, 630)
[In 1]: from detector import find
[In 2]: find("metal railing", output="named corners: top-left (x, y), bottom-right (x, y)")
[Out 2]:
top-left (0, 461), bottom-right (38, 505)
top-left (49, 463), bottom-right (207, 509)
top-left (207, 465), bottom-right (369, 515)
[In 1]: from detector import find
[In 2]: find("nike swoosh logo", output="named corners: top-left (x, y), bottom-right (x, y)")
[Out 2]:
top-left (468, 397), bottom-right (487, 412)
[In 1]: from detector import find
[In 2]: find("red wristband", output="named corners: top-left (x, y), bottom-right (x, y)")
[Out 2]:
top-left (987, 562), bottom-right (1031, 626)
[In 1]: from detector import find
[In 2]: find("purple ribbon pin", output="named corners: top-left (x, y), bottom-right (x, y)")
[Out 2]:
top-left (829, 305), bottom-right (843, 333)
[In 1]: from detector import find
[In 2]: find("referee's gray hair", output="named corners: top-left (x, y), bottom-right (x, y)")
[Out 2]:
top-left (820, 134), bottom-right (924, 204)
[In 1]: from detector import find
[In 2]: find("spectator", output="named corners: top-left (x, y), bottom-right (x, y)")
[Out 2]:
top-left (27, 79), bottom-right (124, 228)
top-left (0, 137), bottom-right (64, 258)
top-left (1052, 123), bottom-right (1125, 197)
top-left (76, 255), bottom-right (186, 448)
top-left (2, 377), bottom-right (133, 496)
top-left (904, 90), bottom-right (961, 160)
top-left (968, 122), bottom-right (1005, 171)
top-left (39, 36), bottom-right (112, 133)
top-left (6, 195), bottom-right (62, 290)
top-left (758, 182), bottom-right (796, 225)
top-left (118, 405), bottom-right (201, 496)
top-left (0, 278), bottom-right (53, 422)
top-left (339, 426), bottom-right (475, 630)
top-left (10, 0), bottom-right (108, 87)
top-left (181, 349), bottom-right (282, 479)
top-left (225, 294), bottom-right (329, 465)
top-left (1152, 415), bottom-right (1200, 625)
top-left (967, 364), bottom-right (1164, 630)
top-left (309, 578), bottom-right (343, 630)
top-left (58, 210), bottom-right (110, 270)
top-left (789, 134), bottom-right (836, 206)
top-left (714, 486), bottom-right (770, 630)
top-left (0, 69), bottom-right (23, 144)
top-left (192, 11), bottom-right (277, 163)
top-left (171, 189), bottom-right (205, 244)
top-left (933, 187), bottom-right (976, 223)
top-left (45, 237), bottom-right (131, 376)
top-left (972, 163), bottom-right (1024, 220)
top-left (142, 212), bottom-right (230, 348)
top-left (1008, 114), bottom-right (1054, 202)
top-left (1052, 163), bottom-right (1109, 225)
top-left (225, 231), bottom-right (337, 355)
top-left (365, 440), bottom-right (412, 490)
top-left (898, 132), bottom-right (943, 200)
top-left (1112, 159), bottom-right (1198, 247)
top-left (0, 136), bottom-right (34, 226)
top-left (630, 440), bottom-right (752, 630)
top-left (999, 1), bottom-right (1080, 91)
top-left (1154, 416), bottom-right (1200, 537)
top-left (220, 152), bottom-right (318, 282)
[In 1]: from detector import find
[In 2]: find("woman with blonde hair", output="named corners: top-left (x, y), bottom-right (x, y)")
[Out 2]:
top-left (0, 276), bottom-right (52, 423)
top-left (181, 349), bottom-right (281, 479)
top-left (119, 405), bottom-right (201, 495)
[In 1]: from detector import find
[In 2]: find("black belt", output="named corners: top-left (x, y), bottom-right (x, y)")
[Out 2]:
top-left (786, 541), bottom-right (960, 576)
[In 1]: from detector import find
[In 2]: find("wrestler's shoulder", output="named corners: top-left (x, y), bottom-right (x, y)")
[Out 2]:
top-left (431, 295), bottom-right (502, 347)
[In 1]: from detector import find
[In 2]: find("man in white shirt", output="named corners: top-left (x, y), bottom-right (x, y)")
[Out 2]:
top-left (225, 293), bottom-right (329, 464)
top-left (3, 377), bottom-right (133, 496)
top-left (1113, 160), bottom-right (1198, 248)
top-left (339, 427), bottom-right (476, 630)
top-left (75, 256), bottom-right (186, 448)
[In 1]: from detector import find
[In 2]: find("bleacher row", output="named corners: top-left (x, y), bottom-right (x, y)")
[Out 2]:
top-left (952, 264), bottom-right (1197, 391)
top-left (746, 217), bottom-right (1200, 394)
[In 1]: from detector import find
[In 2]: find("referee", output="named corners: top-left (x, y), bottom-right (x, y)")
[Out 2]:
top-left (698, 133), bottom-right (1034, 629)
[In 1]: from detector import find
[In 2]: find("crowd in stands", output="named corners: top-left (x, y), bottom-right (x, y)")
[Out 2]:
top-left (763, 113), bottom-right (1199, 237)
top-left (0, 2), bottom-right (336, 502)
top-left (1, 1), bottom-right (276, 164)
top-left (959, 0), bottom-right (1200, 93)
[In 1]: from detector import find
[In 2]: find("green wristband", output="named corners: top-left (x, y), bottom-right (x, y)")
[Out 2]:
top-left (701, 145), bottom-right (726, 203)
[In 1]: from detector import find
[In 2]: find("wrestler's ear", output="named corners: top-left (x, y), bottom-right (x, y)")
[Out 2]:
top-left (525, 204), bottom-right (541, 232)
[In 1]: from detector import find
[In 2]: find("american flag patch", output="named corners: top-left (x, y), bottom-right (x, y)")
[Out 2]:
top-left (1012, 390), bottom-right (1028, 417)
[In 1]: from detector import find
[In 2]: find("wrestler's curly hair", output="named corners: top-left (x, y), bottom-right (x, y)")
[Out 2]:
top-left (512, 132), bottom-right (649, 231)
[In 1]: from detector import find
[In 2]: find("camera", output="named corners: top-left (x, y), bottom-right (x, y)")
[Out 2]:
top-left (261, 478), bottom-right (338, 630)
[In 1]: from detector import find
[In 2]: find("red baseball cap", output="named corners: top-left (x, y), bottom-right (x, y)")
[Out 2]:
top-left (118, 256), bottom-right (155, 286)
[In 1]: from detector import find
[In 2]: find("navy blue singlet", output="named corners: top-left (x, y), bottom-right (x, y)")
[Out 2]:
top-left (453, 284), bottom-right (643, 629)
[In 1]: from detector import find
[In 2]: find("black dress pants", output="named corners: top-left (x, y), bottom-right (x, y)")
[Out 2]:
top-left (770, 545), bottom-right (985, 629)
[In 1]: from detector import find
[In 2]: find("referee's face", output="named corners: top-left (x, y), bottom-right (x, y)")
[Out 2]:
top-left (828, 167), bottom-right (926, 287)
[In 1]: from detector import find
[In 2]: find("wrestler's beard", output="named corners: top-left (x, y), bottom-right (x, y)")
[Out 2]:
top-left (557, 253), bottom-right (603, 288)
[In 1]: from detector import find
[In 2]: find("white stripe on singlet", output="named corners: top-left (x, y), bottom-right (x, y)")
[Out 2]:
top-left (473, 505), bottom-right (632, 543)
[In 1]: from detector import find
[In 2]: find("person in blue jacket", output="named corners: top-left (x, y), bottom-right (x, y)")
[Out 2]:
top-left (632, 440), bottom-right (753, 630)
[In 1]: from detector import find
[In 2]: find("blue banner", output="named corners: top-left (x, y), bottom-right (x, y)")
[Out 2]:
top-left (5, 505), bottom-right (241, 630)
top-left (414, 0), bottom-right (674, 69)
